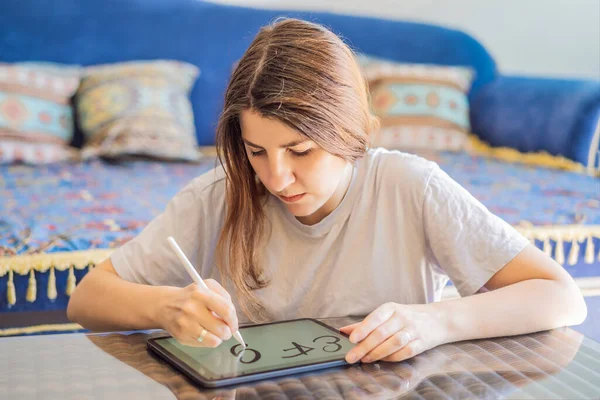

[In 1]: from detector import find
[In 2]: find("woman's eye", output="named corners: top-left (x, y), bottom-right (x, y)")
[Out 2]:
top-left (291, 149), bottom-right (312, 157)
top-left (248, 148), bottom-right (311, 157)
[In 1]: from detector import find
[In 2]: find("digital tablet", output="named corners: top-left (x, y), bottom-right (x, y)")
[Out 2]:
top-left (147, 318), bottom-right (355, 387)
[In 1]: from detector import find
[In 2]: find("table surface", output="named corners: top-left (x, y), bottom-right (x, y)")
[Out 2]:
top-left (2, 317), bottom-right (600, 400)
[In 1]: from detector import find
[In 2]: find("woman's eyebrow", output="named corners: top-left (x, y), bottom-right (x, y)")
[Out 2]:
top-left (242, 138), bottom-right (309, 149)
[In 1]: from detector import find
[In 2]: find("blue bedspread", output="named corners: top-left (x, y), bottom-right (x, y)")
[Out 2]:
top-left (1, 158), bottom-right (218, 256)
top-left (1, 153), bottom-right (598, 255)
top-left (0, 151), bottom-right (598, 315)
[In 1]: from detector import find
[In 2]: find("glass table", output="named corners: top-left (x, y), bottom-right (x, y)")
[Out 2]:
top-left (2, 317), bottom-right (599, 399)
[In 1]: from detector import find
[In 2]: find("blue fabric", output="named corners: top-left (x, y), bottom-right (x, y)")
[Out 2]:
top-left (573, 108), bottom-right (600, 168)
top-left (1, 152), bottom-right (599, 312)
top-left (470, 76), bottom-right (600, 166)
top-left (0, 0), bottom-right (496, 146)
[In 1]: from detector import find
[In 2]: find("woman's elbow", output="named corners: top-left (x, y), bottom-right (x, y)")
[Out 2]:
top-left (561, 280), bottom-right (587, 327)
top-left (570, 293), bottom-right (588, 326)
top-left (66, 285), bottom-right (81, 323)
top-left (66, 273), bottom-right (92, 323)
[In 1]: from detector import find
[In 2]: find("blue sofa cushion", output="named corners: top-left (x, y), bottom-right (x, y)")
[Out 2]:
top-left (470, 76), bottom-right (600, 168)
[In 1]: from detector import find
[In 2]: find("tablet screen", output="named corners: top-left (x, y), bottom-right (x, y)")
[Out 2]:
top-left (152, 319), bottom-right (354, 381)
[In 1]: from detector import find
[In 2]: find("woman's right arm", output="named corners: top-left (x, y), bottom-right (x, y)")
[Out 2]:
top-left (67, 258), bottom-right (238, 347)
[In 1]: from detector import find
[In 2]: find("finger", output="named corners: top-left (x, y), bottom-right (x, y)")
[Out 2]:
top-left (362, 329), bottom-right (413, 363)
top-left (381, 339), bottom-right (423, 362)
top-left (198, 305), bottom-right (234, 341)
top-left (197, 290), bottom-right (239, 333)
top-left (339, 322), bottom-right (361, 333)
top-left (176, 323), bottom-right (223, 348)
top-left (348, 303), bottom-right (396, 344)
top-left (204, 279), bottom-right (232, 301)
top-left (345, 317), bottom-right (402, 364)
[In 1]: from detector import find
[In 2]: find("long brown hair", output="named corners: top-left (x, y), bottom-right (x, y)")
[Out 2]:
top-left (215, 18), bottom-right (379, 322)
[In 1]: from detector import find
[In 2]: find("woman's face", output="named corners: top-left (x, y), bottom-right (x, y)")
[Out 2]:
top-left (240, 109), bottom-right (352, 225)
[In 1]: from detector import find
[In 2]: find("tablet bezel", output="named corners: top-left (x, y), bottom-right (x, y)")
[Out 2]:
top-left (146, 318), bottom-right (353, 388)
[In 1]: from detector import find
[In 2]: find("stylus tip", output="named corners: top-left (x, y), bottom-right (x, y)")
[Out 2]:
top-left (234, 331), bottom-right (246, 348)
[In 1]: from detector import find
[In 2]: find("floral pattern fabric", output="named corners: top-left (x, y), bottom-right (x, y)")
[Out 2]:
top-left (0, 152), bottom-right (598, 313)
top-left (1, 152), bottom-right (597, 254)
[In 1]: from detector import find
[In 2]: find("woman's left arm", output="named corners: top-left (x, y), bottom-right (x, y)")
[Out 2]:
top-left (342, 244), bottom-right (587, 364)
top-left (440, 243), bottom-right (587, 342)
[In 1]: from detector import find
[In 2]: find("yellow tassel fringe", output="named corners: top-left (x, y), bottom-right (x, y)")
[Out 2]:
top-left (0, 323), bottom-right (84, 337)
top-left (555, 238), bottom-right (565, 265)
top-left (543, 237), bottom-right (552, 256)
top-left (7, 270), bottom-right (15, 306)
top-left (1, 227), bottom-right (600, 306)
top-left (26, 269), bottom-right (36, 303)
top-left (568, 239), bottom-right (580, 266)
top-left (467, 135), bottom-right (599, 176)
top-left (66, 266), bottom-right (76, 296)
top-left (515, 224), bottom-right (600, 266)
top-left (585, 236), bottom-right (595, 264)
top-left (1, 249), bottom-right (112, 307)
top-left (47, 266), bottom-right (57, 300)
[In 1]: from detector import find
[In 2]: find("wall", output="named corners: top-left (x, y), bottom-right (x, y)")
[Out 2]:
top-left (210, 0), bottom-right (600, 80)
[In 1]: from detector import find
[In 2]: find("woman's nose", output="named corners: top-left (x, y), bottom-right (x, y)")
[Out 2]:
top-left (267, 156), bottom-right (295, 193)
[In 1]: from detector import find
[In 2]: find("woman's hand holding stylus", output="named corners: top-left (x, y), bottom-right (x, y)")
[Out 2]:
top-left (157, 279), bottom-right (239, 348)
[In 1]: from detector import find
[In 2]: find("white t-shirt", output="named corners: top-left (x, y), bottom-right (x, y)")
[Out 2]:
top-left (111, 148), bottom-right (529, 324)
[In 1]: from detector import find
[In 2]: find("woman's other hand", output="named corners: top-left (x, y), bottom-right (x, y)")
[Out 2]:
top-left (340, 302), bottom-right (446, 364)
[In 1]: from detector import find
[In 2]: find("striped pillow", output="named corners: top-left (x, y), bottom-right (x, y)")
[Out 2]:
top-left (0, 63), bottom-right (81, 164)
top-left (358, 54), bottom-right (475, 152)
top-left (76, 60), bottom-right (202, 162)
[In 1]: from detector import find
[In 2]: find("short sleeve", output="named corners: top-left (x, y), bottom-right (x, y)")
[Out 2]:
top-left (110, 183), bottom-right (204, 287)
top-left (423, 165), bottom-right (530, 297)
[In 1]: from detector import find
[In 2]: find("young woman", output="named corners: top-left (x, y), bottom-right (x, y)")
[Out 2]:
top-left (68, 18), bottom-right (586, 365)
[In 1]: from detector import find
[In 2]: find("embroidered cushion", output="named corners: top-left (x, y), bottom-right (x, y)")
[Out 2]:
top-left (0, 62), bottom-right (81, 164)
top-left (358, 54), bottom-right (474, 152)
top-left (76, 60), bottom-right (202, 161)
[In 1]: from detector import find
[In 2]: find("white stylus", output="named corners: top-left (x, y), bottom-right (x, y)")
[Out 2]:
top-left (167, 236), bottom-right (246, 348)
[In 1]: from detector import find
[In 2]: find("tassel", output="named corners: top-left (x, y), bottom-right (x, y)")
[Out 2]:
top-left (585, 236), bottom-right (595, 264)
top-left (568, 239), bottom-right (580, 266)
top-left (66, 265), bottom-right (76, 296)
top-left (26, 269), bottom-right (37, 303)
top-left (543, 237), bottom-right (552, 256)
top-left (47, 266), bottom-right (57, 300)
top-left (7, 270), bottom-right (16, 307)
top-left (555, 238), bottom-right (565, 265)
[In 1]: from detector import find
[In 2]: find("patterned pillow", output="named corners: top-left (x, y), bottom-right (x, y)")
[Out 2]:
top-left (0, 62), bottom-right (81, 164)
top-left (76, 60), bottom-right (202, 161)
top-left (358, 54), bottom-right (475, 152)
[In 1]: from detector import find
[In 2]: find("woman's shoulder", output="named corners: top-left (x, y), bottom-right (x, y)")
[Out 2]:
top-left (184, 163), bottom-right (228, 203)
top-left (362, 147), bottom-right (439, 188)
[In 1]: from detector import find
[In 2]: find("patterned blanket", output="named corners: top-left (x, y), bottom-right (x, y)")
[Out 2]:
top-left (1, 152), bottom-right (599, 315)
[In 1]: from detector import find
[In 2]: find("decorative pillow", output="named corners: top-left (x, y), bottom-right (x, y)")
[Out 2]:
top-left (358, 54), bottom-right (475, 152)
top-left (76, 60), bottom-right (201, 161)
top-left (0, 62), bottom-right (81, 164)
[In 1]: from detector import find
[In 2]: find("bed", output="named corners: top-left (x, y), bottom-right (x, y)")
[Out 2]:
top-left (1, 150), bottom-right (598, 336)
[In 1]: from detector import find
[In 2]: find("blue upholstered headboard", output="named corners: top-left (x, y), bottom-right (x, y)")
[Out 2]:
top-left (0, 0), bottom-right (497, 145)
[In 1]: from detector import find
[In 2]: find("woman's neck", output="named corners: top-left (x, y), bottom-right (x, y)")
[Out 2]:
top-left (296, 162), bottom-right (353, 226)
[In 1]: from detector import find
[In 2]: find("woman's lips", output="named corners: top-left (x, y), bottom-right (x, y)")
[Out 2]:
top-left (279, 193), bottom-right (305, 203)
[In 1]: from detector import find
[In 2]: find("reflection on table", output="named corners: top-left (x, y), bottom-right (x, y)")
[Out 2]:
top-left (2, 316), bottom-right (599, 399)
